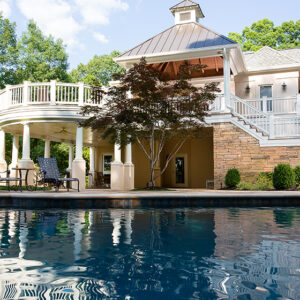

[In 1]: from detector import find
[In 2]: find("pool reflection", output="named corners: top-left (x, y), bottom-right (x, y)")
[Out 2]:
top-left (0, 208), bottom-right (299, 299)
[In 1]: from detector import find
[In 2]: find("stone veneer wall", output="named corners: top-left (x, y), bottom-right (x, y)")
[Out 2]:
top-left (214, 122), bottom-right (300, 189)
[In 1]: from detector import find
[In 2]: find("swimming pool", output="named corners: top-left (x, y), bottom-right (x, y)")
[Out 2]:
top-left (0, 208), bottom-right (299, 299)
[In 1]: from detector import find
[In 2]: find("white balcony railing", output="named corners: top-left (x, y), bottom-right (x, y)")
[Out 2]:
top-left (245, 96), bottom-right (297, 114)
top-left (0, 81), bottom-right (95, 109)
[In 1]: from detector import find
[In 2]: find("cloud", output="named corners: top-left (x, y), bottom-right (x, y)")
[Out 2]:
top-left (15, 0), bottom-right (129, 49)
top-left (75, 0), bottom-right (129, 25)
top-left (16, 0), bottom-right (82, 47)
top-left (0, 0), bottom-right (11, 18)
top-left (93, 32), bottom-right (108, 43)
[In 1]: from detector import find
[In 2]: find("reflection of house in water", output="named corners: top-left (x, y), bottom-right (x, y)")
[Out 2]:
top-left (0, 209), bottom-right (218, 299)
top-left (212, 209), bottom-right (300, 299)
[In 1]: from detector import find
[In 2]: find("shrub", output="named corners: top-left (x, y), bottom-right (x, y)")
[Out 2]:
top-left (236, 181), bottom-right (255, 190)
top-left (255, 172), bottom-right (274, 190)
top-left (294, 166), bottom-right (300, 185)
top-left (273, 164), bottom-right (295, 190)
top-left (225, 168), bottom-right (241, 188)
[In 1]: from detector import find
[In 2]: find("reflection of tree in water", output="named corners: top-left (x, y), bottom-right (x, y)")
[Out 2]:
top-left (273, 209), bottom-right (295, 227)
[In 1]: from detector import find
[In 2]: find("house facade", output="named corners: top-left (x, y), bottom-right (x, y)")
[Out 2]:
top-left (0, 0), bottom-right (299, 190)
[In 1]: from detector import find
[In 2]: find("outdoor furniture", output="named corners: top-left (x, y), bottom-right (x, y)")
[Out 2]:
top-left (37, 158), bottom-right (80, 192)
top-left (12, 167), bottom-right (36, 190)
top-left (0, 170), bottom-right (22, 192)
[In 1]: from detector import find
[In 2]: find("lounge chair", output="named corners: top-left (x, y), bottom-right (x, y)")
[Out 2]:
top-left (0, 170), bottom-right (22, 192)
top-left (37, 158), bottom-right (80, 192)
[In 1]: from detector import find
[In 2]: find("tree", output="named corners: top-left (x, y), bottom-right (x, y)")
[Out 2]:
top-left (80, 58), bottom-right (219, 188)
top-left (16, 20), bottom-right (69, 83)
top-left (229, 19), bottom-right (300, 51)
top-left (0, 13), bottom-right (18, 89)
top-left (69, 51), bottom-right (125, 86)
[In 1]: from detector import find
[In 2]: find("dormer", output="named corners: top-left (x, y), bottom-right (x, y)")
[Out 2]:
top-left (170, 0), bottom-right (204, 25)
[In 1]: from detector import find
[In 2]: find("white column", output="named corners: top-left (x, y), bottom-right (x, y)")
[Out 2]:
top-left (72, 126), bottom-right (86, 190)
top-left (0, 129), bottom-right (6, 164)
top-left (9, 135), bottom-right (19, 179)
top-left (75, 126), bottom-right (83, 160)
top-left (114, 142), bottom-right (122, 164)
top-left (124, 140), bottom-right (135, 190)
top-left (89, 147), bottom-right (96, 187)
top-left (125, 142), bottom-right (132, 165)
top-left (44, 139), bottom-right (50, 158)
top-left (19, 122), bottom-right (34, 185)
top-left (67, 144), bottom-right (74, 172)
top-left (223, 48), bottom-right (231, 108)
top-left (22, 123), bottom-right (30, 160)
top-left (0, 129), bottom-right (7, 174)
top-left (90, 147), bottom-right (95, 172)
top-left (111, 138), bottom-right (124, 190)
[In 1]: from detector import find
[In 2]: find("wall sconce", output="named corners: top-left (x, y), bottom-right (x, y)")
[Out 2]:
top-left (245, 85), bottom-right (250, 93)
top-left (282, 82), bottom-right (287, 90)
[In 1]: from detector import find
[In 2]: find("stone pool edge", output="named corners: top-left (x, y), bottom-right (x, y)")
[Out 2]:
top-left (0, 190), bottom-right (300, 208)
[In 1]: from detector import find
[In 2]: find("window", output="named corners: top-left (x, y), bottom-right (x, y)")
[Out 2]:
top-left (180, 12), bottom-right (191, 22)
top-left (103, 155), bottom-right (113, 175)
top-left (176, 157), bottom-right (185, 184)
top-left (260, 85), bottom-right (273, 112)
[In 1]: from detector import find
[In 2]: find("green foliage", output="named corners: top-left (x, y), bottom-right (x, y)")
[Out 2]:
top-left (81, 58), bottom-right (219, 188)
top-left (69, 51), bottom-right (125, 86)
top-left (225, 168), bottom-right (241, 188)
top-left (229, 18), bottom-right (300, 51)
top-left (273, 163), bottom-right (295, 190)
top-left (236, 181), bottom-right (255, 190)
top-left (16, 20), bottom-right (69, 83)
top-left (255, 172), bottom-right (274, 190)
top-left (0, 14), bottom-right (18, 88)
top-left (294, 166), bottom-right (300, 185)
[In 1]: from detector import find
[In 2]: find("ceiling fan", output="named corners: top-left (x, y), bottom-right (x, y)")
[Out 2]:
top-left (54, 127), bottom-right (71, 135)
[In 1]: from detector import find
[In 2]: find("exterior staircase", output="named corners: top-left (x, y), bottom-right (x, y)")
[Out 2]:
top-left (229, 94), bottom-right (270, 141)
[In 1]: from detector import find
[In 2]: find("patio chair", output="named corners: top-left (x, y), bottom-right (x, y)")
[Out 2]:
top-left (37, 158), bottom-right (80, 192)
top-left (0, 169), bottom-right (22, 192)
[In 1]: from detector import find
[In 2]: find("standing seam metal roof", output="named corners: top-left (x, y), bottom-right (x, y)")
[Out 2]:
top-left (170, 0), bottom-right (199, 10)
top-left (117, 22), bottom-right (237, 59)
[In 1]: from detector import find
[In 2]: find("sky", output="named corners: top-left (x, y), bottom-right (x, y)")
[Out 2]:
top-left (1, 0), bottom-right (299, 70)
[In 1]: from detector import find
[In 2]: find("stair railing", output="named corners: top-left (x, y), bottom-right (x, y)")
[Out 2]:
top-left (230, 94), bottom-right (270, 136)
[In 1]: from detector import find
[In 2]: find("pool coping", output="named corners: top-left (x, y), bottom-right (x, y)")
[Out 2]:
top-left (0, 189), bottom-right (300, 208)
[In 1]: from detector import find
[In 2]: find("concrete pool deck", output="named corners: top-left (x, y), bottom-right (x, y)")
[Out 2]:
top-left (0, 189), bottom-right (300, 208)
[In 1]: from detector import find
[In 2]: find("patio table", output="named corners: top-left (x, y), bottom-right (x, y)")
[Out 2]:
top-left (12, 167), bottom-right (36, 190)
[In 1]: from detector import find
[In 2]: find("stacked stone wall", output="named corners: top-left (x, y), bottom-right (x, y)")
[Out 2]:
top-left (214, 123), bottom-right (300, 188)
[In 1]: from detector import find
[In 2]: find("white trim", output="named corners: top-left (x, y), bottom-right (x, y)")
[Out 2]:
top-left (115, 44), bottom-right (239, 67)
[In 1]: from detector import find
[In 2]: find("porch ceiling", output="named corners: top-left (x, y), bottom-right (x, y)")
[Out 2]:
top-left (149, 56), bottom-right (225, 79)
top-left (3, 122), bottom-right (111, 147)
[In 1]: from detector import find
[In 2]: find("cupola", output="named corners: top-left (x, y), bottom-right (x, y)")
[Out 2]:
top-left (170, 0), bottom-right (204, 25)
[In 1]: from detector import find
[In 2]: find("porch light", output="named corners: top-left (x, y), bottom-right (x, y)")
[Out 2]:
top-left (282, 82), bottom-right (287, 90)
top-left (245, 85), bottom-right (250, 93)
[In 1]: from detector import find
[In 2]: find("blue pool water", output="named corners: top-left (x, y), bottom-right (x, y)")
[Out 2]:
top-left (0, 208), bottom-right (300, 299)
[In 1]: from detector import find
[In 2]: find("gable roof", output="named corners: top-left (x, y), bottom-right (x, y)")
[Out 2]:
top-left (244, 46), bottom-right (300, 71)
top-left (117, 22), bottom-right (237, 60)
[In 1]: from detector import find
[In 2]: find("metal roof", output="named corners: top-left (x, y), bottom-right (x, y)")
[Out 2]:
top-left (170, 0), bottom-right (199, 10)
top-left (117, 22), bottom-right (236, 59)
